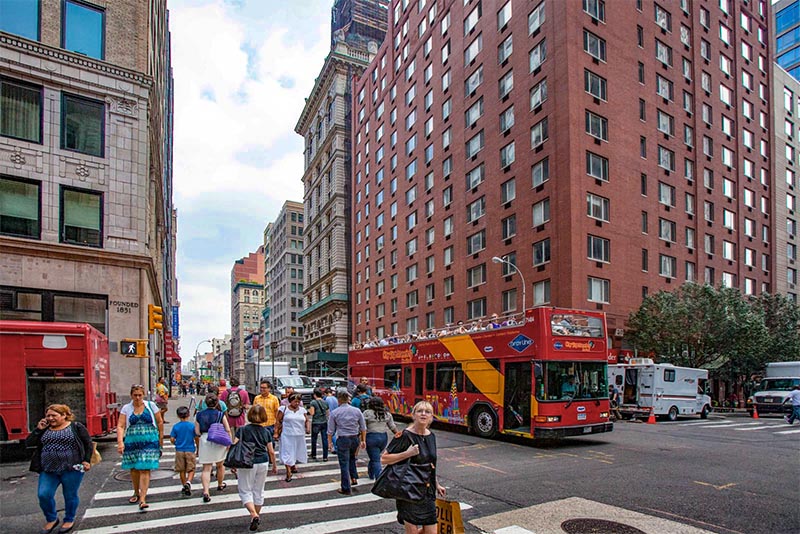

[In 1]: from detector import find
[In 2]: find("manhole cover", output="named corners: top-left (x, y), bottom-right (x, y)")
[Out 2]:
top-left (561, 519), bottom-right (647, 534)
top-left (114, 469), bottom-right (174, 482)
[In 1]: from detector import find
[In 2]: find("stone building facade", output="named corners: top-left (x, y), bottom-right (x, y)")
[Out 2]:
top-left (0, 0), bottom-right (176, 398)
top-left (296, 0), bottom-right (387, 375)
top-left (231, 248), bottom-right (264, 382)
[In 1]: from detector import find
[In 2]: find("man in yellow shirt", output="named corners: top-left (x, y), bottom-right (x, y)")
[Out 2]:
top-left (252, 380), bottom-right (280, 474)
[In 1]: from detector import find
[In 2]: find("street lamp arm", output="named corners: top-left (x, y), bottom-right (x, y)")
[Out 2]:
top-left (492, 255), bottom-right (527, 314)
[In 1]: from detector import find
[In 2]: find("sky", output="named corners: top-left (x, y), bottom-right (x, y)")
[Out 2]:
top-left (169, 0), bottom-right (332, 370)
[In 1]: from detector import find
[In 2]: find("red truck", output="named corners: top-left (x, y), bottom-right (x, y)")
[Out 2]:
top-left (0, 320), bottom-right (119, 443)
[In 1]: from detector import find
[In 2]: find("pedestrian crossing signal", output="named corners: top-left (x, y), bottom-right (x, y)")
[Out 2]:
top-left (121, 339), bottom-right (147, 357)
top-left (148, 304), bottom-right (163, 334)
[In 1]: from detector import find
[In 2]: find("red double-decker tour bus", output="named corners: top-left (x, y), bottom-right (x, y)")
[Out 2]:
top-left (349, 307), bottom-right (614, 440)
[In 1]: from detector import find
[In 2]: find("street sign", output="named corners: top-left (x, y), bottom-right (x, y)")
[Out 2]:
top-left (120, 339), bottom-right (147, 358)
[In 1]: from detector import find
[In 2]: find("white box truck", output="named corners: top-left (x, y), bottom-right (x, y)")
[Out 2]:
top-left (609, 358), bottom-right (712, 421)
top-left (750, 361), bottom-right (800, 416)
top-left (244, 361), bottom-right (291, 392)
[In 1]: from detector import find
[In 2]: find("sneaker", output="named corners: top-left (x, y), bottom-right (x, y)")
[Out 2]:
top-left (182, 483), bottom-right (191, 496)
top-left (785, 416), bottom-right (791, 424)
top-left (336, 489), bottom-right (351, 496)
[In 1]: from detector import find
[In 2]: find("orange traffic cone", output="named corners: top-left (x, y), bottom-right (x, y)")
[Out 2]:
top-left (646, 408), bottom-right (657, 424)
top-left (752, 405), bottom-right (759, 419)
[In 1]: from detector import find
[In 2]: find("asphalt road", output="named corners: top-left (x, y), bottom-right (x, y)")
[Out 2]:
top-left (1, 413), bottom-right (797, 534)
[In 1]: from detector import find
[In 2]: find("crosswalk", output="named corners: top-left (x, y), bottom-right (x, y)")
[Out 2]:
top-left (672, 419), bottom-right (800, 435)
top-left (79, 435), bottom-right (474, 533)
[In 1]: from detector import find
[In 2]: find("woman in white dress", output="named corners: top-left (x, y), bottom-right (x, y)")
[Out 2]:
top-left (195, 394), bottom-right (231, 503)
top-left (274, 393), bottom-right (310, 482)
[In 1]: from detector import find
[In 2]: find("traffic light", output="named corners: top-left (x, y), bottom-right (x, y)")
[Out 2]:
top-left (121, 339), bottom-right (148, 357)
top-left (148, 304), bottom-right (163, 334)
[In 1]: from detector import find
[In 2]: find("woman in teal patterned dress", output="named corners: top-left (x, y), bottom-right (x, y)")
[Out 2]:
top-left (116, 385), bottom-right (163, 511)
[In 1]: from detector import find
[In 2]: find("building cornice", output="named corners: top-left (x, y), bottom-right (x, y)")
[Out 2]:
top-left (295, 44), bottom-right (372, 134)
top-left (0, 32), bottom-right (152, 87)
top-left (0, 237), bottom-right (162, 302)
top-left (298, 292), bottom-right (348, 320)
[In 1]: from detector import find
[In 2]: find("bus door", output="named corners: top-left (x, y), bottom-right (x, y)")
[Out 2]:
top-left (623, 368), bottom-right (638, 404)
top-left (503, 362), bottom-right (531, 431)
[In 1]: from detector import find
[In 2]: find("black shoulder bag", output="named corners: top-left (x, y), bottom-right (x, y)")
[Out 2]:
top-left (224, 428), bottom-right (255, 469)
top-left (370, 432), bottom-right (433, 502)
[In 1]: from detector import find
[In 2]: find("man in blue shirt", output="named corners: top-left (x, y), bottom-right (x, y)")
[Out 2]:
top-left (328, 390), bottom-right (366, 495)
top-left (561, 376), bottom-right (577, 398)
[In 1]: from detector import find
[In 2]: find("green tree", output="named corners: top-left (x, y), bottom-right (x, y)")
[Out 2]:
top-left (749, 293), bottom-right (800, 363)
top-left (627, 284), bottom-right (768, 377)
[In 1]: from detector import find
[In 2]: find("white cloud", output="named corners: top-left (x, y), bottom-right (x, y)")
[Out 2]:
top-left (168, 0), bottom-right (330, 366)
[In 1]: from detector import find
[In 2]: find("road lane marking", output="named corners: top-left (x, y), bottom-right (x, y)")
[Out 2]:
top-left (774, 428), bottom-right (800, 434)
top-left (694, 481), bottom-right (737, 491)
top-left (734, 425), bottom-right (785, 431)
top-left (686, 422), bottom-right (761, 429)
top-left (681, 421), bottom-right (736, 426)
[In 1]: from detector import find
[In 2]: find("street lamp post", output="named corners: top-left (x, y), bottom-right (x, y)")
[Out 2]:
top-left (492, 256), bottom-right (526, 317)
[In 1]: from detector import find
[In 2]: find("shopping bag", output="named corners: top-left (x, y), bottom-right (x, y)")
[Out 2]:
top-left (90, 442), bottom-right (102, 466)
top-left (370, 460), bottom-right (432, 502)
top-left (223, 439), bottom-right (255, 469)
top-left (436, 499), bottom-right (464, 534)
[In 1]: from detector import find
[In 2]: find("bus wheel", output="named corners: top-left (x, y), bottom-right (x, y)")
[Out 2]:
top-left (700, 405), bottom-right (709, 419)
top-left (471, 405), bottom-right (497, 438)
top-left (667, 406), bottom-right (679, 422)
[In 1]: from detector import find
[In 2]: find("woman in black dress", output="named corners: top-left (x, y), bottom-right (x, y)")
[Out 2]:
top-left (380, 400), bottom-right (446, 534)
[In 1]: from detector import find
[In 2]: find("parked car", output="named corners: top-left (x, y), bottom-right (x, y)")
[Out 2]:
top-left (314, 377), bottom-right (354, 394)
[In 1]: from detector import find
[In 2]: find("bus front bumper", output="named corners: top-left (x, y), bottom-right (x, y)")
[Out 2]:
top-left (534, 422), bottom-right (614, 440)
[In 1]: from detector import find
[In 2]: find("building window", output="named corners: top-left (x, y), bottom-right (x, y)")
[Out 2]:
top-left (530, 79), bottom-right (548, 109)
top-left (530, 118), bottom-right (548, 148)
top-left (533, 279), bottom-right (550, 305)
top-left (498, 34), bottom-right (513, 63)
top-left (501, 215), bottom-right (516, 239)
top-left (0, 176), bottom-right (41, 238)
top-left (532, 157), bottom-right (549, 187)
top-left (587, 277), bottom-right (610, 303)
top-left (60, 186), bottom-right (102, 247)
top-left (528, 2), bottom-right (545, 34)
top-left (501, 178), bottom-right (516, 203)
top-left (499, 70), bottom-right (514, 98)
top-left (61, 93), bottom-right (104, 157)
top-left (467, 297), bottom-right (486, 320)
top-left (1, 78), bottom-right (42, 143)
top-left (500, 141), bottom-right (515, 167)
top-left (466, 164), bottom-right (484, 189)
top-left (1, 0), bottom-right (40, 40)
top-left (533, 198), bottom-right (550, 226)
top-left (586, 152), bottom-right (608, 181)
top-left (587, 235), bottom-right (610, 262)
top-left (583, 30), bottom-right (606, 61)
top-left (584, 0), bottom-right (605, 22)
top-left (529, 39), bottom-right (547, 71)
top-left (467, 264), bottom-right (486, 287)
top-left (467, 229), bottom-right (486, 254)
top-left (584, 70), bottom-right (606, 100)
top-left (585, 111), bottom-right (608, 141)
top-left (63, 0), bottom-right (105, 60)
top-left (533, 238), bottom-right (550, 266)
top-left (587, 193), bottom-right (609, 222)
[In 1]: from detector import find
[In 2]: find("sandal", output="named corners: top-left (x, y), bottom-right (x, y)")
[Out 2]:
top-left (202, 493), bottom-right (211, 503)
top-left (249, 516), bottom-right (260, 532)
top-left (138, 502), bottom-right (149, 512)
top-left (128, 495), bottom-right (139, 504)
top-left (285, 475), bottom-right (292, 482)
top-left (216, 482), bottom-right (227, 491)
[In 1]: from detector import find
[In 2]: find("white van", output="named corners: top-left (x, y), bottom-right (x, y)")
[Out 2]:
top-left (609, 358), bottom-right (711, 421)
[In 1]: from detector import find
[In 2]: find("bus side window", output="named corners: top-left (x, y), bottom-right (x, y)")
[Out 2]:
top-left (425, 363), bottom-right (435, 390)
top-left (615, 375), bottom-right (623, 386)
top-left (404, 366), bottom-right (412, 389)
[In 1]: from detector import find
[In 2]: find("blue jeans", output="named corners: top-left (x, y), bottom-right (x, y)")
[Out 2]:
top-left (365, 432), bottom-right (388, 480)
top-left (789, 405), bottom-right (800, 423)
top-left (38, 470), bottom-right (84, 522)
top-left (311, 422), bottom-right (328, 459)
top-left (335, 435), bottom-right (360, 492)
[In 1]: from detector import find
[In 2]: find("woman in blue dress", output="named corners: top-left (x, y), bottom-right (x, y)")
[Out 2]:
top-left (116, 384), bottom-right (163, 511)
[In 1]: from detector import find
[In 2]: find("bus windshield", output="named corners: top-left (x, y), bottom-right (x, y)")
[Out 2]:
top-left (535, 361), bottom-right (608, 401)
top-left (550, 313), bottom-right (605, 337)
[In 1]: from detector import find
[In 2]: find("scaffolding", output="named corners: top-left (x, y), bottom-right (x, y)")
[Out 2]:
top-left (331, 0), bottom-right (389, 49)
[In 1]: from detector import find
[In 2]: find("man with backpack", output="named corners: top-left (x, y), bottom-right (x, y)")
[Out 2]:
top-left (308, 388), bottom-right (330, 461)
top-left (351, 384), bottom-right (371, 411)
top-left (220, 377), bottom-right (250, 432)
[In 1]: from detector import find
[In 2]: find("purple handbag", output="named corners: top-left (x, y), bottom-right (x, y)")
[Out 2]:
top-left (206, 411), bottom-right (232, 446)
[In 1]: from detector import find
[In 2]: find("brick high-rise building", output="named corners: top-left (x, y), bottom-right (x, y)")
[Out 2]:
top-left (350, 0), bottom-right (773, 347)
top-left (231, 248), bottom-right (264, 381)
top-left (0, 0), bottom-right (176, 396)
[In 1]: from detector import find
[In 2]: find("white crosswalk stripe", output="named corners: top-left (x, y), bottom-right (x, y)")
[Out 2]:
top-left (677, 419), bottom-right (800, 435)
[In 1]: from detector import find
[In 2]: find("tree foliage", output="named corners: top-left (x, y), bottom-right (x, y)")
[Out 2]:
top-left (626, 284), bottom-right (799, 377)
